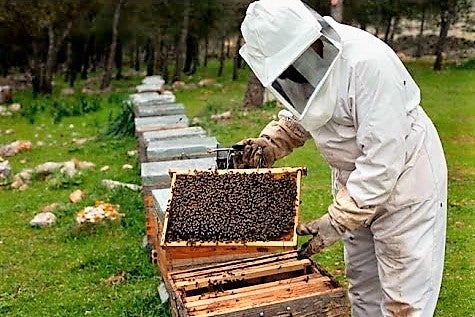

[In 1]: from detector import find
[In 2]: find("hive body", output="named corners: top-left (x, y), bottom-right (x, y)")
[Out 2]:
top-left (158, 168), bottom-right (304, 272)
top-left (166, 251), bottom-right (348, 317)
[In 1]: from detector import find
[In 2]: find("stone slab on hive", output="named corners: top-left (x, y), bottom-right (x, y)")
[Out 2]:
top-left (142, 76), bottom-right (165, 86)
top-left (143, 127), bottom-right (207, 146)
top-left (136, 84), bottom-right (163, 93)
top-left (130, 92), bottom-right (176, 106)
top-left (141, 157), bottom-right (216, 189)
top-left (134, 103), bottom-right (185, 117)
top-left (152, 187), bottom-right (171, 222)
top-left (146, 136), bottom-right (219, 162)
top-left (135, 115), bottom-right (189, 133)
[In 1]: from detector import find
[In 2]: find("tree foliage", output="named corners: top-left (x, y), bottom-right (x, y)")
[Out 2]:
top-left (0, 0), bottom-right (473, 96)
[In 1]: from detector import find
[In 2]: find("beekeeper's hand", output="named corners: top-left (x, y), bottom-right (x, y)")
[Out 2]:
top-left (232, 110), bottom-right (311, 169)
top-left (232, 137), bottom-right (277, 168)
top-left (296, 214), bottom-right (341, 259)
top-left (297, 187), bottom-right (377, 259)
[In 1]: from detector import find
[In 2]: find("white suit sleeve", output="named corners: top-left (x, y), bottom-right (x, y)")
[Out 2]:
top-left (346, 57), bottom-right (412, 208)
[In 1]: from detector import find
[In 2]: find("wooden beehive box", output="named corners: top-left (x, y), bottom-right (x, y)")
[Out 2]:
top-left (166, 251), bottom-right (348, 317)
top-left (158, 167), bottom-right (306, 273)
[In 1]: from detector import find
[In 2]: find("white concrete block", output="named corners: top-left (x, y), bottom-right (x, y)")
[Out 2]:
top-left (142, 76), bottom-right (165, 86)
top-left (146, 136), bottom-right (219, 162)
top-left (136, 84), bottom-right (162, 93)
top-left (133, 103), bottom-right (185, 117)
top-left (130, 92), bottom-right (176, 106)
top-left (152, 188), bottom-right (171, 221)
top-left (143, 127), bottom-right (207, 145)
top-left (135, 115), bottom-right (189, 133)
top-left (141, 157), bottom-right (216, 189)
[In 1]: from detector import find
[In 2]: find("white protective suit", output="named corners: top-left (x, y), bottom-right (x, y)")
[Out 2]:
top-left (239, 1), bottom-right (447, 316)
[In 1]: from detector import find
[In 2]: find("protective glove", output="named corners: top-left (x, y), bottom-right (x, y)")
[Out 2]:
top-left (232, 137), bottom-right (276, 168)
top-left (232, 110), bottom-right (311, 169)
top-left (296, 214), bottom-right (342, 259)
top-left (296, 187), bottom-right (377, 259)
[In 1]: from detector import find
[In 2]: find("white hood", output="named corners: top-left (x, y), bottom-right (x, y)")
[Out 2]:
top-left (240, 0), bottom-right (343, 131)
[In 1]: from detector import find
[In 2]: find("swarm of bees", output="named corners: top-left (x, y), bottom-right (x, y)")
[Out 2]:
top-left (165, 171), bottom-right (298, 243)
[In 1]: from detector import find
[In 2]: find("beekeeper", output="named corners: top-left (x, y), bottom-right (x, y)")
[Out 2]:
top-left (234, 0), bottom-right (447, 316)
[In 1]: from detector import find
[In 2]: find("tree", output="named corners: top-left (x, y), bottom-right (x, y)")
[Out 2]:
top-left (0, 1), bottom-right (83, 94)
top-left (232, 34), bottom-right (243, 81)
top-left (101, 0), bottom-right (123, 89)
top-left (173, 0), bottom-right (190, 82)
top-left (433, 0), bottom-right (471, 70)
top-left (242, 72), bottom-right (264, 109)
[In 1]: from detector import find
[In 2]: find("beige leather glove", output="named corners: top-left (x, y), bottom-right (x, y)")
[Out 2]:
top-left (328, 187), bottom-right (377, 232)
top-left (233, 137), bottom-right (277, 168)
top-left (297, 187), bottom-right (377, 258)
top-left (233, 111), bottom-right (311, 168)
top-left (296, 214), bottom-right (342, 259)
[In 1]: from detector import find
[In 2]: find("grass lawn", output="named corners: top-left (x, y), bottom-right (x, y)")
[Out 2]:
top-left (0, 60), bottom-right (474, 316)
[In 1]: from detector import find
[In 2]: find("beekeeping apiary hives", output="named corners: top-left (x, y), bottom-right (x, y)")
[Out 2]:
top-left (158, 167), bottom-right (305, 273)
top-left (165, 251), bottom-right (348, 317)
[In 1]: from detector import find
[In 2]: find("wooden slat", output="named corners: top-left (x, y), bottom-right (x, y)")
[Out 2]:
top-left (174, 259), bottom-right (312, 291)
top-left (184, 273), bottom-right (326, 304)
top-left (170, 251), bottom-right (299, 281)
top-left (163, 239), bottom-right (296, 247)
top-left (187, 276), bottom-right (336, 316)
top-left (293, 170), bottom-right (302, 245)
top-left (168, 167), bottom-right (306, 176)
top-left (198, 290), bottom-right (348, 317)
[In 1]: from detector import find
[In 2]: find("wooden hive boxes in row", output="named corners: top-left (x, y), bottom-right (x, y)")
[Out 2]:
top-left (158, 167), bottom-right (306, 273)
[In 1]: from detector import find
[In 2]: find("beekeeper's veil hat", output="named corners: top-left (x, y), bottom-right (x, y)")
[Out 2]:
top-left (240, 0), bottom-right (343, 131)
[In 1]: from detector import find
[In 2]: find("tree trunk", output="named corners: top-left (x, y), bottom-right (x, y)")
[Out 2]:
top-left (184, 33), bottom-right (199, 75)
top-left (115, 38), bottom-right (123, 79)
top-left (134, 45), bottom-right (140, 71)
top-left (433, 15), bottom-right (450, 71)
top-left (129, 45), bottom-right (135, 69)
top-left (232, 34), bottom-right (242, 81)
top-left (33, 20), bottom-right (72, 94)
top-left (145, 38), bottom-right (155, 76)
top-left (242, 72), bottom-right (264, 109)
top-left (217, 35), bottom-right (226, 77)
top-left (64, 41), bottom-right (72, 83)
top-left (81, 35), bottom-right (93, 80)
top-left (173, 0), bottom-right (190, 82)
top-left (162, 43), bottom-right (171, 83)
top-left (41, 26), bottom-right (56, 94)
top-left (30, 44), bottom-right (44, 96)
top-left (68, 38), bottom-right (83, 87)
top-left (204, 33), bottom-right (209, 67)
top-left (156, 38), bottom-right (164, 75)
top-left (101, 0), bottom-right (123, 90)
top-left (384, 15), bottom-right (393, 43)
top-left (415, 7), bottom-right (426, 58)
top-left (226, 39), bottom-right (231, 58)
top-left (389, 14), bottom-right (400, 46)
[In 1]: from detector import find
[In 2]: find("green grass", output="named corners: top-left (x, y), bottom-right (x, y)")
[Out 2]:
top-left (0, 60), bottom-right (474, 316)
top-left (0, 77), bottom-right (167, 316)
